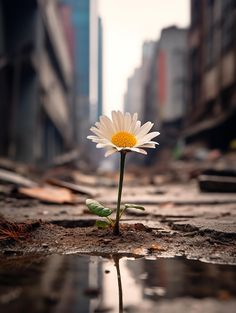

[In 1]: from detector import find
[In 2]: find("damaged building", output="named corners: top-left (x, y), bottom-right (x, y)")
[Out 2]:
top-left (184, 0), bottom-right (236, 151)
top-left (0, 0), bottom-right (74, 164)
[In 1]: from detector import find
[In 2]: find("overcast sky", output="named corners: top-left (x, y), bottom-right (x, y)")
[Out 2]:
top-left (99, 0), bottom-right (190, 115)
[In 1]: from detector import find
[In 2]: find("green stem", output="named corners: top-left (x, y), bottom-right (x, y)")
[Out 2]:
top-left (106, 216), bottom-right (114, 226)
top-left (113, 151), bottom-right (126, 235)
top-left (119, 206), bottom-right (125, 219)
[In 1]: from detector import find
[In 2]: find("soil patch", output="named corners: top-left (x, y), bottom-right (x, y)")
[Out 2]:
top-left (1, 221), bottom-right (236, 265)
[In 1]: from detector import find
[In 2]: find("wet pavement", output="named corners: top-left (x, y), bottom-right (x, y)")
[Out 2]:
top-left (0, 254), bottom-right (235, 313)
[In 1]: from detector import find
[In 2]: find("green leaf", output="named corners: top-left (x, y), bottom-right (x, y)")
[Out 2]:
top-left (86, 199), bottom-right (112, 217)
top-left (124, 203), bottom-right (145, 211)
top-left (95, 220), bottom-right (110, 229)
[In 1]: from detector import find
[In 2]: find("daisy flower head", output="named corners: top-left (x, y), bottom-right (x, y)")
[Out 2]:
top-left (87, 111), bottom-right (160, 157)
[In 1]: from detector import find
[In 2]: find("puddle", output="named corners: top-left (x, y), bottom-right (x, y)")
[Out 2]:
top-left (0, 255), bottom-right (235, 313)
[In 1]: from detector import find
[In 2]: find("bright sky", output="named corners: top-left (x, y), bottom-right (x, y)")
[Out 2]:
top-left (98, 0), bottom-right (190, 115)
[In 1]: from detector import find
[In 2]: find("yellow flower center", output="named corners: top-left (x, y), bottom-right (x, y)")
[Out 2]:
top-left (111, 131), bottom-right (137, 148)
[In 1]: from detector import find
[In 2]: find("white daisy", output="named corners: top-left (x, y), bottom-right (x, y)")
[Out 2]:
top-left (87, 111), bottom-right (160, 157)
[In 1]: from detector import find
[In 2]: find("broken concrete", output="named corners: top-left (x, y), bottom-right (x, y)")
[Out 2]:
top-left (0, 181), bottom-right (235, 265)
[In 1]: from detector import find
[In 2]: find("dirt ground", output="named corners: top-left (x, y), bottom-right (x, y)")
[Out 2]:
top-left (0, 180), bottom-right (236, 264)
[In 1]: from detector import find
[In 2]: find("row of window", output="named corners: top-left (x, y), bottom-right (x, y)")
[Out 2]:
top-left (191, 0), bottom-right (235, 68)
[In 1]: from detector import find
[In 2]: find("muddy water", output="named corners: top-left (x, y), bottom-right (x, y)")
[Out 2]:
top-left (0, 255), bottom-right (235, 313)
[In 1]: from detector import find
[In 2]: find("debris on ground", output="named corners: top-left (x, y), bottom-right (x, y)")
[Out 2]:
top-left (0, 156), bottom-right (235, 264)
top-left (0, 218), bottom-right (40, 243)
top-left (0, 169), bottom-right (36, 188)
top-left (18, 185), bottom-right (78, 204)
top-left (45, 177), bottom-right (98, 197)
top-left (198, 169), bottom-right (236, 193)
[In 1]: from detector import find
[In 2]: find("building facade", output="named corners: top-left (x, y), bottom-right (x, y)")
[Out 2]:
top-left (0, 0), bottom-right (74, 164)
top-left (123, 27), bottom-right (188, 164)
top-left (185, 0), bottom-right (236, 150)
top-left (157, 26), bottom-right (188, 148)
top-left (124, 67), bottom-right (143, 117)
top-left (97, 17), bottom-right (103, 118)
top-left (124, 41), bottom-right (156, 119)
top-left (158, 26), bottom-right (188, 124)
top-left (60, 0), bottom-right (103, 150)
top-left (142, 26), bottom-right (188, 150)
top-left (142, 42), bottom-right (159, 127)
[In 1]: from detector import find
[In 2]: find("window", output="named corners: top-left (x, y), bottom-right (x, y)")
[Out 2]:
top-left (221, 0), bottom-right (234, 53)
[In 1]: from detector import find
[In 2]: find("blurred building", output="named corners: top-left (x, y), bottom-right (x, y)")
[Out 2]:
top-left (123, 27), bottom-right (187, 165)
top-left (124, 67), bottom-right (143, 117)
top-left (158, 27), bottom-right (188, 126)
top-left (143, 26), bottom-right (188, 150)
top-left (141, 41), bottom-right (157, 120)
top-left (158, 26), bottom-right (188, 149)
top-left (142, 42), bottom-right (159, 126)
top-left (124, 41), bottom-right (156, 119)
top-left (98, 17), bottom-right (103, 118)
top-left (0, 0), bottom-right (74, 164)
top-left (60, 0), bottom-right (103, 149)
top-left (184, 0), bottom-right (236, 150)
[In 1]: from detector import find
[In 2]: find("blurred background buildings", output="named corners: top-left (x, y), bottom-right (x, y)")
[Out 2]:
top-left (61, 0), bottom-right (103, 146)
top-left (0, 0), bottom-right (235, 169)
top-left (124, 0), bottom-right (236, 166)
top-left (0, 0), bottom-right (74, 164)
top-left (0, 0), bottom-right (103, 166)
top-left (184, 0), bottom-right (236, 152)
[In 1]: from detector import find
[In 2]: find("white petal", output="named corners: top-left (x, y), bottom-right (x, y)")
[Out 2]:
top-left (87, 135), bottom-right (98, 140)
top-left (100, 115), bottom-right (116, 135)
top-left (105, 149), bottom-right (117, 157)
top-left (132, 112), bottom-right (138, 122)
top-left (129, 112), bottom-right (138, 132)
top-left (147, 141), bottom-right (159, 145)
top-left (116, 147), bottom-right (123, 151)
top-left (136, 122), bottom-right (153, 139)
top-left (90, 127), bottom-right (110, 140)
top-left (138, 143), bottom-right (156, 148)
top-left (95, 122), bottom-right (107, 134)
top-left (95, 120), bottom-right (112, 138)
top-left (97, 124), bottom-right (113, 139)
top-left (117, 111), bottom-right (124, 131)
top-left (124, 112), bottom-right (132, 131)
top-left (130, 147), bottom-right (147, 155)
top-left (136, 140), bottom-right (159, 148)
top-left (138, 131), bottom-right (160, 144)
top-left (111, 111), bottom-right (120, 132)
top-left (133, 120), bottom-right (141, 135)
top-left (96, 142), bottom-right (114, 148)
top-left (89, 138), bottom-right (100, 143)
top-left (87, 136), bottom-right (102, 143)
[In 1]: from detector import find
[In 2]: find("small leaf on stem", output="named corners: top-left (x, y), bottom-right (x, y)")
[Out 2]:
top-left (95, 220), bottom-right (110, 229)
top-left (86, 199), bottom-right (112, 217)
top-left (124, 204), bottom-right (145, 211)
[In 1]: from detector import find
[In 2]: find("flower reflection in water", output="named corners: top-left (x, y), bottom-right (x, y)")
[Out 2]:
top-left (0, 255), bottom-right (236, 313)
top-left (114, 256), bottom-right (123, 313)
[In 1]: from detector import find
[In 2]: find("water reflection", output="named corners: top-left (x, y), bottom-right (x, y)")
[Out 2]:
top-left (114, 256), bottom-right (123, 313)
top-left (0, 254), bottom-right (235, 313)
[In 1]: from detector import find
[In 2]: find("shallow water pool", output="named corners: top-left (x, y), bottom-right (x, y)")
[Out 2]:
top-left (0, 254), bottom-right (235, 313)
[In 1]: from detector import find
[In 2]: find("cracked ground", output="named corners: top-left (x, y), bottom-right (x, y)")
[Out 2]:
top-left (1, 178), bottom-right (236, 264)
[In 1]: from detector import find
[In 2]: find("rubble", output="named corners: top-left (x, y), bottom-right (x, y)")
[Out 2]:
top-left (0, 158), bottom-right (235, 264)
top-left (18, 185), bottom-right (78, 204)
top-left (198, 169), bottom-right (236, 193)
top-left (0, 169), bottom-right (36, 188)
